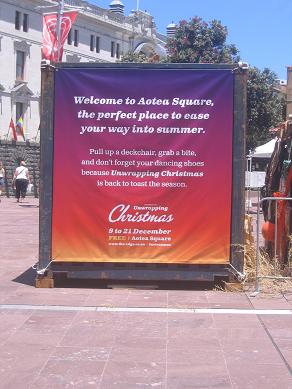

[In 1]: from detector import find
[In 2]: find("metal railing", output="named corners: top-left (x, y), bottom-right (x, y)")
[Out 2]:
top-left (245, 187), bottom-right (260, 214)
top-left (255, 196), bottom-right (292, 291)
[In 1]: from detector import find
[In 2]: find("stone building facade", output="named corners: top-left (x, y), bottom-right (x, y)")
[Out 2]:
top-left (0, 0), bottom-right (166, 141)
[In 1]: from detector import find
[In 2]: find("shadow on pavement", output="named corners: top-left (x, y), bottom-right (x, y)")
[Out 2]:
top-left (53, 277), bottom-right (218, 290)
top-left (18, 204), bottom-right (39, 208)
top-left (12, 267), bottom-right (36, 287)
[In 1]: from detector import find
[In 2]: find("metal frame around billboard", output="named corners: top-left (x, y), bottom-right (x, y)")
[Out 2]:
top-left (37, 62), bottom-right (247, 285)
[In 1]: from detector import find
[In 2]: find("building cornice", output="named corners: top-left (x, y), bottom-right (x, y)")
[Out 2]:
top-left (14, 39), bottom-right (32, 56)
top-left (0, 31), bottom-right (42, 47)
top-left (63, 48), bottom-right (108, 62)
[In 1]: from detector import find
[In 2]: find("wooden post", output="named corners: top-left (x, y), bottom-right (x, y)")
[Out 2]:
top-left (36, 62), bottom-right (55, 287)
top-left (230, 67), bottom-right (248, 275)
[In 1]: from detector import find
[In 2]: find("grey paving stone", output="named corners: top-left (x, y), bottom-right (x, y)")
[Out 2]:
top-left (1, 197), bottom-right (292, 389)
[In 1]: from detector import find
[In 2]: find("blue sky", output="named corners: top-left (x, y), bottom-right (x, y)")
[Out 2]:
top-left (92, 0), bottom-right (291, 80)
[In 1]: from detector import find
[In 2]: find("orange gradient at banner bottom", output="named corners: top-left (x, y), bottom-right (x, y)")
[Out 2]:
top-left (52, 68), bottom-right (233, 264)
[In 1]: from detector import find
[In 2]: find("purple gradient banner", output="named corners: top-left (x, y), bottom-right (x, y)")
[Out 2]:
top-left (52, 67), bottom-right (234, 264)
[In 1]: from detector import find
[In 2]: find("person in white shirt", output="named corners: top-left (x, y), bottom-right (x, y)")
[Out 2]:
top-left (13, 161), bottom-right (30, 203)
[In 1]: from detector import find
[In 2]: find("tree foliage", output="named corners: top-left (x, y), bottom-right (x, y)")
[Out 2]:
top-left (119, 52), bottom-right (149, 63)
top-left (119, 16), bottom-right (286, 150)
top-left (166, 17), bottom-right (239, 64)
top-left (247, 67), bottom-right (286, 151)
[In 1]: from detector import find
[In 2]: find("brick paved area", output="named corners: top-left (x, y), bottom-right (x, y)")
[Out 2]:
top-left (0, 197), bottom-right (292, 388)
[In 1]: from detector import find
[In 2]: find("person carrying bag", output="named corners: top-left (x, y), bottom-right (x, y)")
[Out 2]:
top-left (12, 161), bottom-right (30, 203)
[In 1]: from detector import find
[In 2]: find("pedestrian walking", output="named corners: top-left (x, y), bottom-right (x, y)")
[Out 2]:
top-left (12, 161), bottom-right (30, 203)
top-left (0, 161), bottom-right (5, 202)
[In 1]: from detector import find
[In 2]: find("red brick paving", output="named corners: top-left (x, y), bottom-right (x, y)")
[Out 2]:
top-left (0, 197), bottom-right (292, 388)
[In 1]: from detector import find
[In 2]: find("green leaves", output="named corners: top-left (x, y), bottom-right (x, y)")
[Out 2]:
top-left (119, 15), bottom-right (285, 151)
top-left (166, 16), bottom-right (239, 64)
top-left (247, 67), bottom-right (286, 150)
top-left (119, 52), bottom-right (149, 63)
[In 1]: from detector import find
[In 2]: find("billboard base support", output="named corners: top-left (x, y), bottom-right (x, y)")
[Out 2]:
top-left (224, 281), bottom-right (244, 292)
top-left (47, 262), bottom-right (231, 285)
top-left (35, 270), bottom-right (54, 288)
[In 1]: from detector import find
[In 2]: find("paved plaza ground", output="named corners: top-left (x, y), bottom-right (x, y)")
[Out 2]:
top-left (0, 197), bottom-right (292, 388)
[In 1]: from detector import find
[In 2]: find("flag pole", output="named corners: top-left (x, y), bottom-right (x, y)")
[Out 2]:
top-left (5, 125), bottom-right (10, 139)
top-left (34, 124), bottom-right (40, 142)
top-left (56, 0), bottom-right (64, 62)
top-left (136, 0), bottom-right (139, 11)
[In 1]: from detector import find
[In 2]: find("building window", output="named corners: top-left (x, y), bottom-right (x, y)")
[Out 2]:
top-left (116, 43), bottom-right (120, 59)
top-left (16, 102), bottom-right (24, 122)
top-left (15, 11), bottom-right (21, 30)
top-left (16, 50), bottom-right (25, 81)
top-left (74, 29), bottom-right (79, 47)
top-left (15, 11), bottom-right (29, 32)
top-left (23, 13), bottom-right (29, 32)
top-left (90, 35), bottom-right (94, 51)
top-left (67, 29), bottom-right (72, 45)
top-left (90, 35), bottom-right (100, 53)
top-left (111, 41), bottom-right (115, 57)
top-left (96, 37), bottom-right (100, 53)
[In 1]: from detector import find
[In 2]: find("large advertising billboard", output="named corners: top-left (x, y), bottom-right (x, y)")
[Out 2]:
top-left (52, 67), bottom-right (234, 264)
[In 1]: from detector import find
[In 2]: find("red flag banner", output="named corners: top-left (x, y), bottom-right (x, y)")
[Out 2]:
top-left (9, 118), bottom-right (17, 141)
top-left (42, 11), bottom-right (78, 62)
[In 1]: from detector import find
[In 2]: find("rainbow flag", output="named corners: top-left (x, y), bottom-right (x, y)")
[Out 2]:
top-left (16, 116), bottom-right (25, 140)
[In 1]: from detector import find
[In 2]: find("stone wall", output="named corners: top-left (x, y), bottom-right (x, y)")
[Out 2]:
top-left (0, 140), bottom-right (40, 197)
